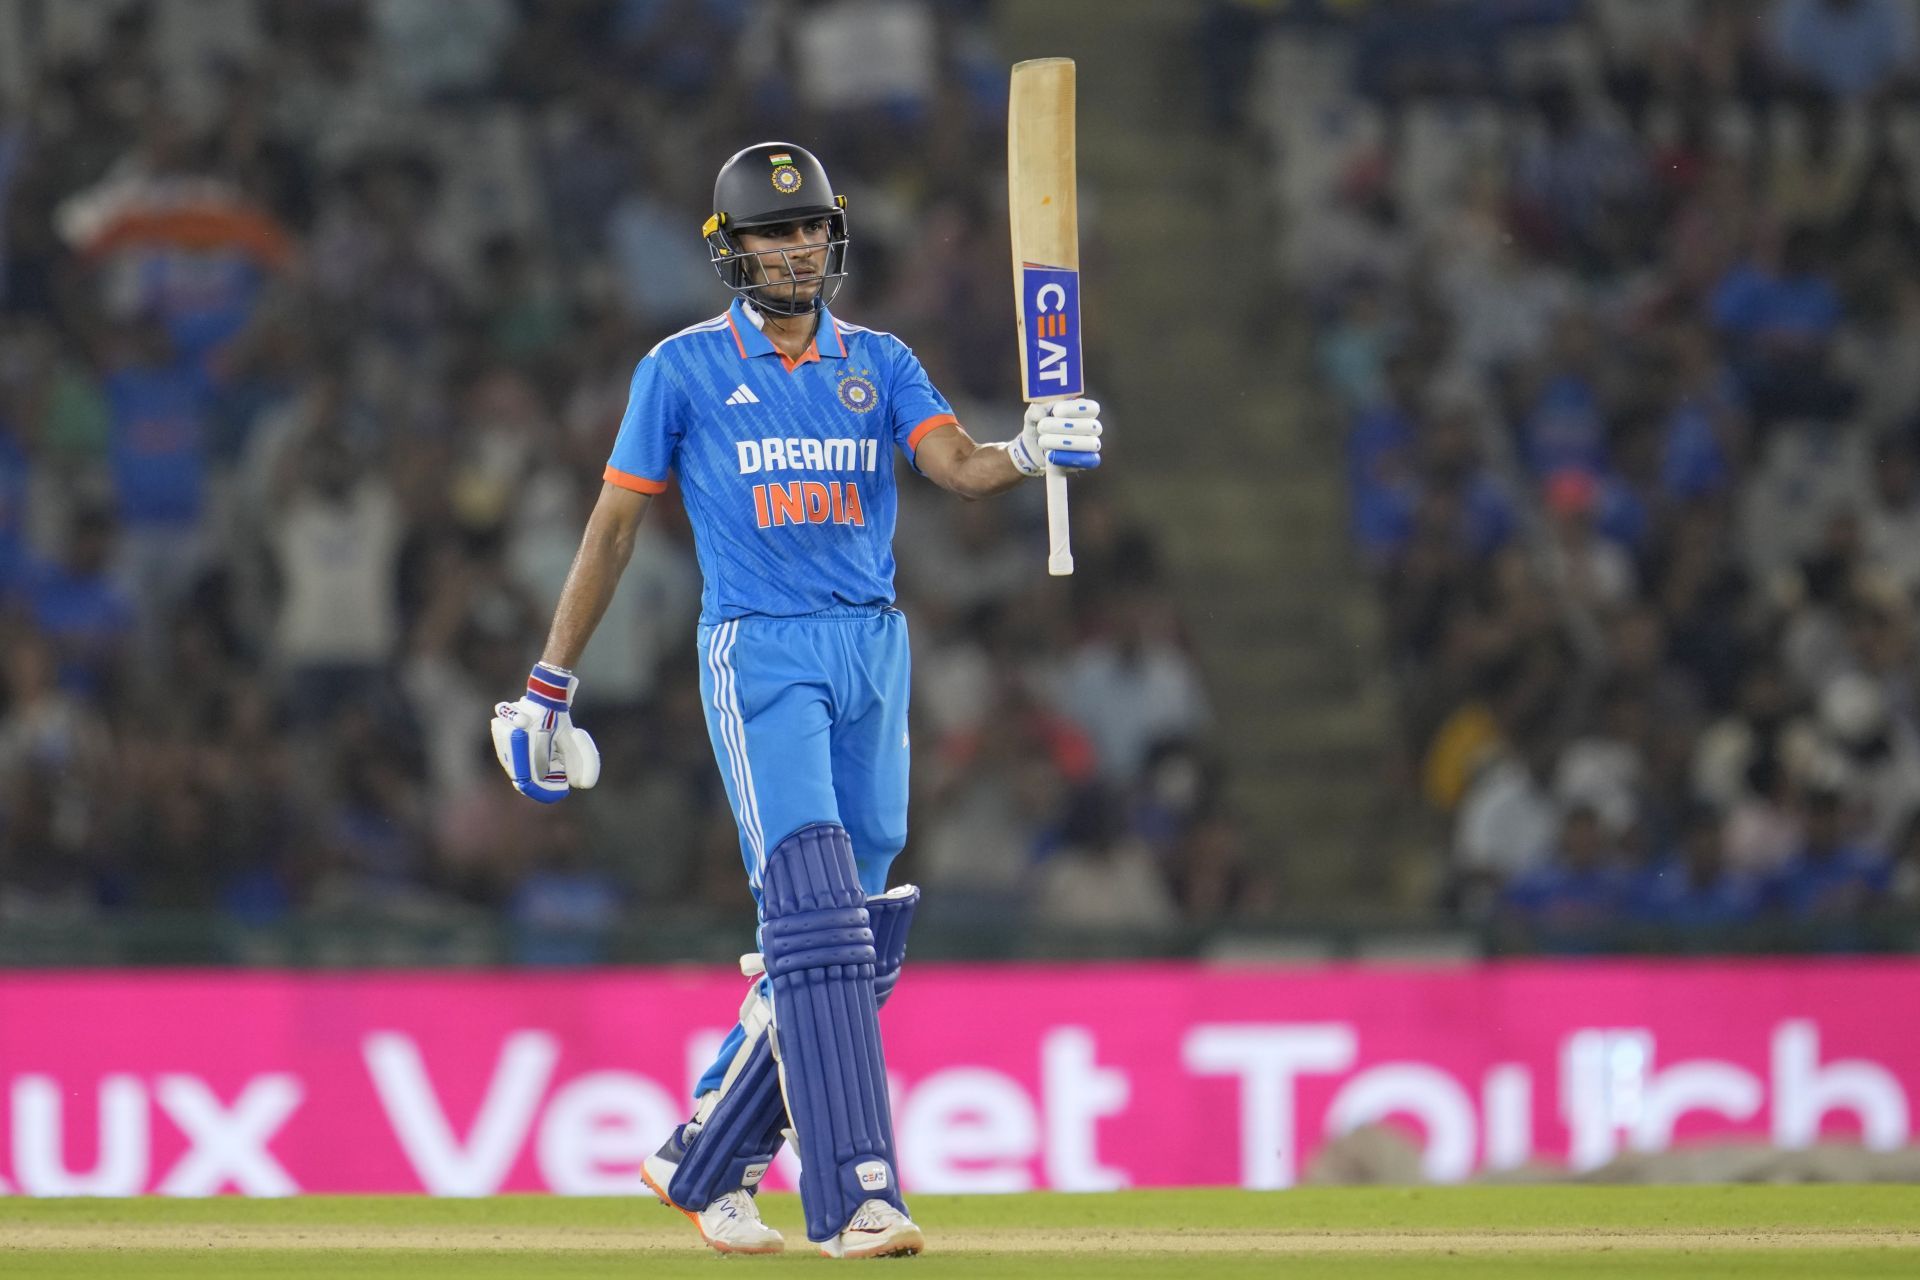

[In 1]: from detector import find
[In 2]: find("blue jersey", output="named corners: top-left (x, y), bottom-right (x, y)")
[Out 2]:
top-left (605, 299), bottom-right (957, 623)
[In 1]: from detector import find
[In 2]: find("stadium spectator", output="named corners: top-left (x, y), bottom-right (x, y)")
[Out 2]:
top-left (1767, 785), bottom-right (1890, 914)
top-left (1498, 803), bottom-right (1634, 946)
top-left (14, 504), bottom-right (135, 699)
top-left (1628, 803), bottom-right (1766, 933)
top-left (1033, 785), bottom-right (1180, 935)
top-left (1167, 808), bottom-right (1274, 925)
top-left (1058, 590), bottom-right (1211, 785)
top-left (265, 425), bottom-right (404, 727)
top-left (101, 316), bottom-right (215, 631)
top-left (507, 834), bottom-right (625, 966)
top-left (0, 630), bottom-right (113, 908)
top-left (1454, 731), bottom-right (1562, 916)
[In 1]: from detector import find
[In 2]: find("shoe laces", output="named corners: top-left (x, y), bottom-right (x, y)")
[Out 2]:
top-left (846, 1200), bottom-right (902, 1233)
top-left (711, 1189), bottom-right (761, 1224)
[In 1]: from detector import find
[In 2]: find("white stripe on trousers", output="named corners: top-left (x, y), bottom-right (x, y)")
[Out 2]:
top-left (720, 621), bottom-right (767, 878)
top-left (705, 621), bottom-right (755, 873)
top-left (707, 620), bottom-right (766, 881)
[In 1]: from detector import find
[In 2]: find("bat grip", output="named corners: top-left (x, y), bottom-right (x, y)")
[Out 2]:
top-left (1045, 461), bottom-right (1073, 576)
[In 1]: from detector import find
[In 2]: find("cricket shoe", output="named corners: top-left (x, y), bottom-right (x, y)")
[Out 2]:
top-left (817, 1199), bottom-right (926, 1259)
top-left (641, 1143), bottom-right (785, 1256)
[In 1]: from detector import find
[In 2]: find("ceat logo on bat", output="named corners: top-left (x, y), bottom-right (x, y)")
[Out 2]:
top-left (1021, 265), bottom-right (1082, 398)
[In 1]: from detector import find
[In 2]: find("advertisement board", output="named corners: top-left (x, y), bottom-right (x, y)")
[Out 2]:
top-left (0, 961), bottom-right (1913, 1195)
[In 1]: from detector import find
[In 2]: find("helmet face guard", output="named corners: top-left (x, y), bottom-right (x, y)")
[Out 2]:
top-left (704, 143), bottom-right (850, 316)
top-left (704, 204), bottom-right (850, 316)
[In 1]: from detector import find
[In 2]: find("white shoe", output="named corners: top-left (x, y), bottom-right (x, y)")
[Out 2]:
top-left (642, 1153), bottom-right (785, 1255)
top-left (818, 1199), bottom-right (926, 1259)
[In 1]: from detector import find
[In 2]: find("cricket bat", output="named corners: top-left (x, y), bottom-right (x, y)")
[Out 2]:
top-left (1008, 57), bottom-right (1083, 576)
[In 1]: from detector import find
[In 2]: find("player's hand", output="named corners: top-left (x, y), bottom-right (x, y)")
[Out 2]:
top-left (491, 663), bottom-right (602, 804)
top-left (1010, 399), bottom-right (1102, 477)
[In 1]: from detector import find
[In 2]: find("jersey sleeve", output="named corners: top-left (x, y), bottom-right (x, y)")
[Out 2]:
top-left (604, 354), bottom-right (688, 494)
top-left (885, 338), bottom-right (958, 463)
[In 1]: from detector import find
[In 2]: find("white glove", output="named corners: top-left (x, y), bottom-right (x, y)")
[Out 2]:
top-left (1008, 398), bottom-right (1103, 477)
top-left (491, 662), bottom-right (601, 803)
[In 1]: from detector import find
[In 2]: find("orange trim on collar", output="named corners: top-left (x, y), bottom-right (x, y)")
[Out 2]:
top-left (779, 342), bottom-right (821, 373)
top-left (905, 413), bottom-right (958, 453)
top-left (604, 465), bottom-right (668, 495)
top-left (725, 313), bottom-right (750, 360)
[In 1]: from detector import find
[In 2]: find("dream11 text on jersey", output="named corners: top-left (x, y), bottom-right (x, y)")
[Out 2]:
top-left (736, 435), bottom-right (879, 529)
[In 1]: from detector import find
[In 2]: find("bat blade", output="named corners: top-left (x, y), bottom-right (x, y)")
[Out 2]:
top-left (1009, 57), bottom-right (1082, 404)
top-left (1008, 56), bottom-right (1081, 576)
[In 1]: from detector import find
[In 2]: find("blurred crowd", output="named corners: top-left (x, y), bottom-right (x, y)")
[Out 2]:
top-left (0, 0), bottom-right (1236, 956)
top-left (1255, 0), bottom-right (1920, 946)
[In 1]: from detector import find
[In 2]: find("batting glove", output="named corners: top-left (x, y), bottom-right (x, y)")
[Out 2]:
top-left (491, 662), bottom-right (602, 804)
top-left (1009, 398), bottom-right (1103, 477)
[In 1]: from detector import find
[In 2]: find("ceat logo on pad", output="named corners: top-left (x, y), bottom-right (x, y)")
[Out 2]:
top-left (855, 1160), bottom-right (889, 1190)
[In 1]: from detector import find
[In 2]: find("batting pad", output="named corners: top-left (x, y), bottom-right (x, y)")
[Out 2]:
top-left (667, 884), bottom-right (921, 1211)
top-left (869, 884), bottom-right (919, 1005)
top-left (671, 1046), bottom-right (784, 1207)
top-left (761, 823), bottom-right (907, 1241)
top-left (665, 986), bottom-right (784, 1210)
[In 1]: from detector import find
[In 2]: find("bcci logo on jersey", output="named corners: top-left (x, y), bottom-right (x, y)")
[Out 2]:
top-left (1020, 265), bottom-right (1082, 397)
top-left (837, 373), bottom-right (878, 413)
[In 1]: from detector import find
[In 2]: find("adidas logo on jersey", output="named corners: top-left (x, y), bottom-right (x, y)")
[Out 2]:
top-left (725, 384), bottom-right (762, 406)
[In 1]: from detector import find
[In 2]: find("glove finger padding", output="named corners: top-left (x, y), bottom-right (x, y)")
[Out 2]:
top-left (1039, 416), bottom-right (1101, 440)
top-left (491, 702), bottom-right (528, 776)
top-left (510, 724), bottom-right (571, 803)
top-left (1039, 414), bottom-right (1101, 470)
top-left (492, 703), bottom-right (570, 803)
top-left (1040, 430), bottom-right (1101, 450)
top-left (554, 723), bottom-right (601, 789)
top-left (1017, 398), bottom-right (1103, 477)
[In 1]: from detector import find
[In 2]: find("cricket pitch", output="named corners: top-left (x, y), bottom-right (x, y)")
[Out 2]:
top-left (3, 1185), bottom-right (1917, 1277)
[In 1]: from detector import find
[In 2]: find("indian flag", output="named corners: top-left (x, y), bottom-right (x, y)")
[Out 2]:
top-left (769, 153), bottom-right (793, 165)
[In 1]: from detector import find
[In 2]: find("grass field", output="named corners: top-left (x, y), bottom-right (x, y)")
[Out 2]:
top-left (3, 1186), bottom-right (1918, 1278)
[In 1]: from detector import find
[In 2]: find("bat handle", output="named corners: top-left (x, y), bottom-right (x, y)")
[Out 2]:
top-left (1045, 461), bottom-right (1073, 576)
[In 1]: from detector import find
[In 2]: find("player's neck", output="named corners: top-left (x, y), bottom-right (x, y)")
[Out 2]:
top-left (758, 309), bottom-right (819, 361)
top-left (740, 297), bottom-right (820, 359)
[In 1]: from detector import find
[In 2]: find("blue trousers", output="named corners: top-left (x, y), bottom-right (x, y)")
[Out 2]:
top-left (692, 604), bottom-right (911, 1096)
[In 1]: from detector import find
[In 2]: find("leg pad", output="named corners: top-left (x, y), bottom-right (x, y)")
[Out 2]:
top-left (762, 823), bottom-right (906, 1241)
top-left (665, 880), bottom-right (919, 1213)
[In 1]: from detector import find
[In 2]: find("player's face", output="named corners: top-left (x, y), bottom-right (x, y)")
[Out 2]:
top-left (737, 218), bottom-right (831, 308)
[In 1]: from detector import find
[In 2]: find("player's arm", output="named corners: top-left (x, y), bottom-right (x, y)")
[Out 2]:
top-left (489, 481), bottom-right (649, 803)
top-left (541, 481), bottom-right (653, 668)
top-left (913, 400), bottom-right (1103, 501)
top-left (912, 422), bottom-right (1024, 499)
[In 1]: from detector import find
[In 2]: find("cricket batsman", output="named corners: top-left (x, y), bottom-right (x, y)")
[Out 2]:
top-left (489, 142), bottom-right (1103, 1257)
